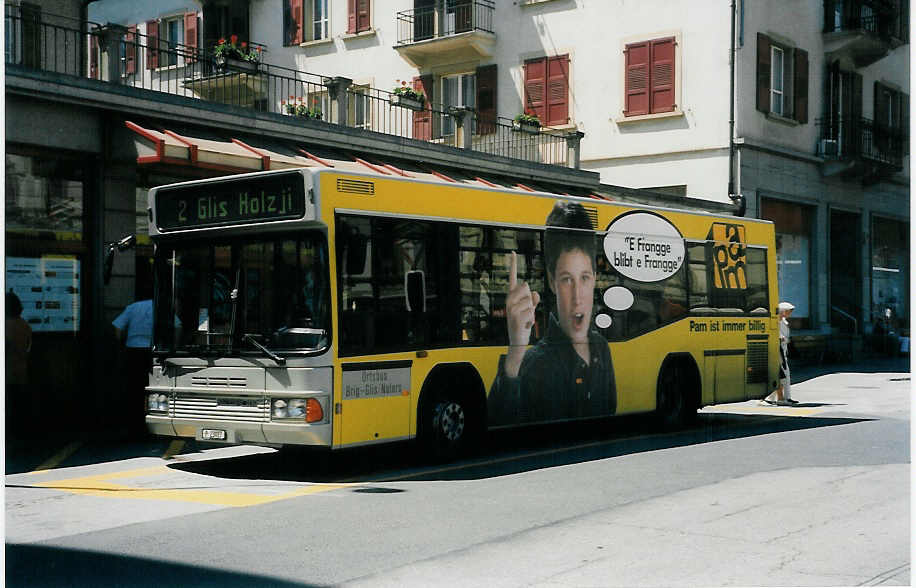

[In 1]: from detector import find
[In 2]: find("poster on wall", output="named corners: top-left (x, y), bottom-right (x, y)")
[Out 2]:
top-left (6, 256), bottom-right (80, 332)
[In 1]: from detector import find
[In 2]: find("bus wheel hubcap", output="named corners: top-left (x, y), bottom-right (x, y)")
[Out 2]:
top-left (436, 401), bottom-right (465, 442)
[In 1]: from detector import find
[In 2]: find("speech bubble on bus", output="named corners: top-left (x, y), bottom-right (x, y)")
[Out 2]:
top-left (604, 212), bottom-right (685, 282)
top-left (603, 285), bottom-right (635, 311)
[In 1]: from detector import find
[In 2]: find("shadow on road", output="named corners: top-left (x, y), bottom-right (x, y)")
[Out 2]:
top-left (166, 410), bottom-right (870, 484)
top-left (5, 543), bottom-right (317, 588)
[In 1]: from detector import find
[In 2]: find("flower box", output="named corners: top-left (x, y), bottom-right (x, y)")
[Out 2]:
top-left (214, 55), bottom-right (259, 74)
top-left (513, 120), bottom-right (541, 134)
top-left (390, 94), bottom-right (426, 111)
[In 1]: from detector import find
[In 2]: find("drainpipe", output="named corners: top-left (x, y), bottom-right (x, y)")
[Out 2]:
top-left (728, 0), bottom-right (746, 216)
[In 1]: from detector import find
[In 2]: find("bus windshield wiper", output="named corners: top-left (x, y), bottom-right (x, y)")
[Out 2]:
top-left (242, 333), bottom-right (286, 365)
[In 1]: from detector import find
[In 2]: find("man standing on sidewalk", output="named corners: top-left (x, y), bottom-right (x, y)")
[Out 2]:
top-left (113, 297), bottom-right (153, 437)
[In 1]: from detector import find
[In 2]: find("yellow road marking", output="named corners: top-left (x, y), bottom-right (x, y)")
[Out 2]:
top-left (27, 442), bottom-right (83, 475)
top-left (33, 466), bottom-right (352, 507)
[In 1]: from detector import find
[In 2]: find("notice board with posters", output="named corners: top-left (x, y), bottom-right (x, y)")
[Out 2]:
top-left (6, 256), bottom-right (80, 332)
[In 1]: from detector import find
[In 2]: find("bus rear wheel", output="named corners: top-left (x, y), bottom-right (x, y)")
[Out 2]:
top-left (656, 359), bottom-right (698, 429)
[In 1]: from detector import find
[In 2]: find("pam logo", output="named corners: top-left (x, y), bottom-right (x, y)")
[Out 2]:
top-left (707, 222), bottom-right (747, 290)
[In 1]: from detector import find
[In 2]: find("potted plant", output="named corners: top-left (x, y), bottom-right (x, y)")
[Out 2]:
top-left (213, 34), bottom-right (262, 73)
top-left (283, 97), bottom-right (323, 120)
top-left (513, 112), bottom-right (541, 133)
top-left (390, 80), bottom-right (426, 110)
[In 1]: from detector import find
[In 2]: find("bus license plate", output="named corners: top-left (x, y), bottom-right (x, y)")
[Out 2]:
top-left (200, 429), bottom-right (227, 441)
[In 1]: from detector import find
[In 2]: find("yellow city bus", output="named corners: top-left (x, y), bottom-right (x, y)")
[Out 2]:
top-left (145, 167), bottom-right (779, 458)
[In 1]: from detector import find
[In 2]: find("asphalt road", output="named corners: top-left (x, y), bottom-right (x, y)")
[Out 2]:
top-left (5, 357), bottom-right (910, 587)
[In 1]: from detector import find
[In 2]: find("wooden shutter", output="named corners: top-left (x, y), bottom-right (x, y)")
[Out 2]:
top-left (524, 57), bottom-right (547, 122)
top-left (793, 48), bottom-right (808, 123)
top-left (184, 14), bottom-right (197, 63)
top-left (476, 64), bottom-right (497, 135)
top-left (756, 33), bottom-right (770, 113)
top-left (291, 0), bottom-right (303, 44)
top-left (125, 25), bottom-right (137, 74)
top-left (347, 0), bottom-right (357, 34)
top-left (356, 0), bottom-right (371, 33)
top-left (89, 33), bottom-right (99, 79)
top-left (412, 75), bottom-right (433, 141)
top-left (146, 19), bottom-right (159, 70)
top-left (545, 55), bottom-right (569, 126)
top-left (650, 37), bottom-right (675, 113)
top-left (624, 41), bottom-right (649, 116)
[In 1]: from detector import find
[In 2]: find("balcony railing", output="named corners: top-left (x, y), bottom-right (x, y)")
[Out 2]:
top-left (396, 1), bottom-right (495, 45)
top-left (823, 0), bottom-right (908, 43)
top-left (5, 11), bottom-right (577, 168)
top-left (817, 116), bottom-right (907, 169)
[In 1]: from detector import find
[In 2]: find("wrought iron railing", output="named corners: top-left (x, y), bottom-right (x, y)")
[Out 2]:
top-left (823, 0), bottom-right (908, 42)
top-left (396, 0), bottom-right (495, 45)
top-left (5, 11), bottom-right (578, 168)
top-left (817, 116), bottom-right (907, 168)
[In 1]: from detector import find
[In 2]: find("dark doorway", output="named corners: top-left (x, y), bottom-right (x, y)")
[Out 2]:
top-left (830, 209), bottom-right (862, 333)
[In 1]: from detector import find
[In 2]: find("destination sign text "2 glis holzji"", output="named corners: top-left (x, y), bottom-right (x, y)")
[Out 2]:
top-left (155, 172), bottom-right (306, 230)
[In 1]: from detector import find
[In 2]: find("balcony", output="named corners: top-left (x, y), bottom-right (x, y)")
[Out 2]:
top-left (4, 11), bottom-right (580, 169)
top-left (823, 0), bottom-right (907, 67)
top-left (395, 1), bottom-right (496, 68)
top-left (817, 116), bottom-right (907, 180)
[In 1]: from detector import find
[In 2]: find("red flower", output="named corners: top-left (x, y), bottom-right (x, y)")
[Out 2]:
top-left (218, 37), bottom-right (226, 45)
top-left (241, 41), bottom-right (247, 48)
top-left (230, 34), bottom-right (238, 44)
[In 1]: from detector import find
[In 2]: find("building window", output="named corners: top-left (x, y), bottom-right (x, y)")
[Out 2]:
top-left (523, 54), bottom-right (569, 126)
top-left (347, 0), bottom-right (371, 34)
top-left (308, 0), bottom-right (329, 41)
top-left (350, 85), bottom-right (371, 130)
top-left (160, 15), bottom-right (184, 67)
top-left (440, 73), bottom-right (476, 137)
top-left (623, 38), bottom-right (675, 117)
top-left (761, 198), bottom-right (813, 328)
top-left (757, 33), bottom-right (808, 123)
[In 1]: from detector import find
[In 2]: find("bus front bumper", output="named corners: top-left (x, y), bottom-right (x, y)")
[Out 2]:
top-left (146, 415), bottom-right (332, 447)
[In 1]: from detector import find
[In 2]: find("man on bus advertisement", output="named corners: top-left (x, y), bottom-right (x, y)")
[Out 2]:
top-left (488, 201), bottom-right (617, 425)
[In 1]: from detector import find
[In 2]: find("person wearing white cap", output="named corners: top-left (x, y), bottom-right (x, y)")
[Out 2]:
top-left (762, 301), bottom-right (798, 406)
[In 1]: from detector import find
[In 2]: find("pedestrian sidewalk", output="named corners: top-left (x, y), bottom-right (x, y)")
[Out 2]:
top-left (791, 354), bottom-right (910, 384)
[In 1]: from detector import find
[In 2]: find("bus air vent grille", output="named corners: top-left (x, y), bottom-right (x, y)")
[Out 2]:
top-left (746, 341), bottom-right (768, 384)
top-left (582, 206), bottom-right (598, 229)
top-left (337, 178), bottom-right (375, 195)
top-left (191, 376), bottom-right (248, 387)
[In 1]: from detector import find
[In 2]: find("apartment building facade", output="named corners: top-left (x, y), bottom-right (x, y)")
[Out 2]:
top-left (260, 0), bottom-right (909, 349)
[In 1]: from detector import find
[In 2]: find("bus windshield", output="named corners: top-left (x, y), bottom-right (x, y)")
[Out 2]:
top-left (153, 231), bottom-right (330, 356)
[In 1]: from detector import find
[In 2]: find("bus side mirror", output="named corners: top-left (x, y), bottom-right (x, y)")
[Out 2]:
top-left (405, 270), bottom-right (426, 313)
top-left (104, 234), bottom-right (137, 285)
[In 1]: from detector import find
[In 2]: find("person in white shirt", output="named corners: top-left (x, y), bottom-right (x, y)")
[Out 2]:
top-left (763, 301), bottom-right (798, 406)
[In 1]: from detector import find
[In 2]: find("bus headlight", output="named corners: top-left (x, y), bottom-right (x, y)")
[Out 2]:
top-left (147, 393), bottom-right (169, 414)
top-left (271, 397), bottom-right (325, 423)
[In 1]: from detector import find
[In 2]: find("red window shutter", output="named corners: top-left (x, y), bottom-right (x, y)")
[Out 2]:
top-left (649, 37), bottom-right (675, 113)
top-left (291, 0), bottom-right (303, 44)
top-left (126, 25), bottom-right (137, 74)
top-left (624, 41), bottom-right (649, 116)
top-left (524, 57), bottom-right (547, 123)
top-left (89, 34), bottom-right (99, 79)
top-left (146, 19), bottom-right (159, 70)
top-left (476, 64), bottom-right (497, 135)
top-left (756, 33), bottom-right (771, 113)
top-left (356, 0), bottom-right (371, 32)
top-left (412, 75), bottom-right (433, 141)
top-left (347, 0), bottom-right (357, 34)
top-left (546, 55), bottom-right (569, 126)
top-left (793, 48), bottom-right (808, 123)
top-left (184, 14), bottom-right (197, 62)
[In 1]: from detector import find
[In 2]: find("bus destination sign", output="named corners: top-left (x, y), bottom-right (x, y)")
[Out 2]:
top-left (155, 172), bottom-right (306, 231)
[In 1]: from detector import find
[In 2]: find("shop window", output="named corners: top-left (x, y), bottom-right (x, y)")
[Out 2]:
top-left (871, 216), bottom-right (909, 327)
top-left (761, 198), bottom-right (813, 327)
